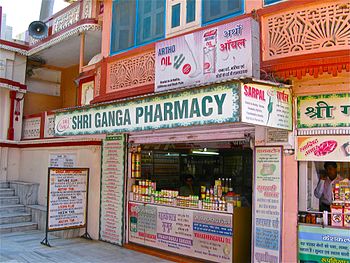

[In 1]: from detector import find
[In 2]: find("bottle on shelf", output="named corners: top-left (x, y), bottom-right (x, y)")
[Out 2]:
top-left (228, 178), bottom-right (233, 192)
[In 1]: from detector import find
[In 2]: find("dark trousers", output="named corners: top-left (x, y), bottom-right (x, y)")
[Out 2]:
top-left (319, 202), bottom-right (330, 212)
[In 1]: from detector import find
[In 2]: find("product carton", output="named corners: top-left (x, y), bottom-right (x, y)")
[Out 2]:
top-left (344, 204), bottom-right (350, 228)
top-left (331, 204), bottom-right (343, 227)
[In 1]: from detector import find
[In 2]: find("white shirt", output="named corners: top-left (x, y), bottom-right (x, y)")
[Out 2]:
top-left (314, 175), bottom-right (342, 205)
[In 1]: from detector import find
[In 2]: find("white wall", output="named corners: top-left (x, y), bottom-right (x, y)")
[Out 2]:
top-left (13, 54), bottom-right (27, 84)
top-left (6, 147), bottom-right (20, 181)
top-left (0, 88), bottom-right (10, 140)
top-left (18, 145), bottom-right (101, 239)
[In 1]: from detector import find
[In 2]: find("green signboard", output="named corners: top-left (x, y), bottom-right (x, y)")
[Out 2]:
top-left (297, 93), bottom-right (350, 129)
top-left (55, 84), bottom-right (240, 136)
top-left (298, 224), bottom-right (350, 263)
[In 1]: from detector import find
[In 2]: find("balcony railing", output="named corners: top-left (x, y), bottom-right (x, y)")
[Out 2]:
top-left (22, 112), bottom-right (55, 140)
top-left (261, 1), bottom-right (350, 61)
top-left (29, 0), bottom-right (98, 46)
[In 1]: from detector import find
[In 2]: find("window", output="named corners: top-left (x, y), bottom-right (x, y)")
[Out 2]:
top-left (110, 0), bottom-right (165, 54)
top-left (111, 0), bottom-right (136, 52)
top-left (172, 4), bottom-right (181, 28)
top-left (136, 0), bottom-right (165, 45)
top-left (166, 0), bottom-right (200, 37)
top-left (186, 0), bottom-right (195, 23)
top-left (202, 0), bottom-right (244, 25)
top-left (264, 0), bottom-right (283, 5)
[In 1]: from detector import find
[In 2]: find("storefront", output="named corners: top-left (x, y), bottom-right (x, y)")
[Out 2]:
top-left (296, 93), bottom-right (350, 262)
top-left (54, 80), bottom-right (292, 262)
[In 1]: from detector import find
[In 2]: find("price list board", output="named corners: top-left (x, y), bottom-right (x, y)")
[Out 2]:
top-left (47, 168), bottom-right (89, 231)
top-left (252, 146), bottom-right (283, 263)
top-left (99, 134), bottom-right (126, 245)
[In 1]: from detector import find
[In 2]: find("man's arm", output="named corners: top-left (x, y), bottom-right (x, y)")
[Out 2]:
top-left (314, 178), bottom-right (325, 199)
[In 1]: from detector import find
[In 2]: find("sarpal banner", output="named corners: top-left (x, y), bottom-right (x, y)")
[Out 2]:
top-left (55, 83), bottom-right (240, 136)
top-left (155, 17), bottom-right (259, 92)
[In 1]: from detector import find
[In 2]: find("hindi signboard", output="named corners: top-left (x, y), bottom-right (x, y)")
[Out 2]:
top-left (99, 134), bottom-right (126, 245)
top-left (298, 224), bottom-right (350, 262)
top-left (47, 168), bottom-right (89, 231)
top-left (296, 135), bottom-right (350, 162)
top-left (155, 18), bottom-right (259, 92)
top-left (297, 93), bottom-right (350, 129)
top-left (128, 202), bottom-right (233, 263)
top-left (252, 146), bottom-right (283, 263)
top-left (49, 153), bottom-right (76, 168)
top-left (241, 83), bottom-right (292, 130)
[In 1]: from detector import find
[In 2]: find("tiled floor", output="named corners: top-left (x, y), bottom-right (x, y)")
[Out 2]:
top-left (0, 230), bottom-right (172, 263)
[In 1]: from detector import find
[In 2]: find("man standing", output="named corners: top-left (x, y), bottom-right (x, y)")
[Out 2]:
top-left (314, 162), bottom-right (342, 212)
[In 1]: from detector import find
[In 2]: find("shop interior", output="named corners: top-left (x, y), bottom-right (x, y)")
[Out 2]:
top-left (298, 161), bottom-right (350, 227)
top-left (130, 141), bottom-right (253, 211)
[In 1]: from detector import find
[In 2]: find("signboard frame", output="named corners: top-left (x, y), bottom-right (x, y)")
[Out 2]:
top-left (99, 134), bottom-right (127, 246)
top-left (297, 93), bottom-right (350, 129)
top-left (296, 135), bottom-right (350, 162)
top-left (155, 17), bottom-right (260, 92)
top-left (252, 146), bottom-right (283, 263)
top-left (54, 83), bottom-right (241, 136)
top-left (240, 83), bottom-right (292, 130)
top-left (298, 224), bottom-right (350, 262)
top-left (41, 167), bottom-right (90, 247)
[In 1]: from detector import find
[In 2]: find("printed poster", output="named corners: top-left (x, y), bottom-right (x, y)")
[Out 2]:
top-left (192, 211), bottom-right (233, 262)
top-left (48, 168), bottom-right (88, 231)
top-left (297, 136), bottom-right (350, 162)
top-left (298, 224), bottom-right (350, 262)
top-left (49, 153), bottom-right (76, 168)
top-left (241, 83), bottom-right (292, 130)
top-left (253, 147), bottom-right (283, 263)
top-left (156, 205), bottom-right (193, 254)
top-left (100, 134), bottom-right (126, 245)
top-left (128, 202), bottom-right (233, 262)
top-left (155, 17), bottom-right (259, 92)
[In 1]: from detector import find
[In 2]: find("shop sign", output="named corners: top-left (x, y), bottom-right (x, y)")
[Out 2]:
top-left (49, 153), bottom-right (76, 168)
top-left (297, 93), bottom-right (350, 128)
top-left (55, 84), bottom-right (240, 136)
top-left (241, 83), bottom-right (292, 130)
top-left (298, 224), bottom-right (350, 262)
top-left (296, 136), bottom-right (350, 162)
top-left (99, 135), bottom-right (126, 245)
top-left (129, 202), bottom-right (233, 263)
top-left (47, 168), bottom-right (89, 231)
top-left (253, 146), bottom-right (283, 263)
top-left (155, 18), bottom-right (259, 92)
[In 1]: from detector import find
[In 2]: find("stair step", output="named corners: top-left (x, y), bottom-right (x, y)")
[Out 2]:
top-left (0, 196), bottom-right (20, 205)
top-left (0, 188), bottom-right (15, 197)
top-left (0, 182), bottom-right (9, 188)
top-left (0, 212), bottom-right (32, 224)
top-left (0, 221), bottom-right (38, 234)
top-left (0, 204), bottom-right (25, 213)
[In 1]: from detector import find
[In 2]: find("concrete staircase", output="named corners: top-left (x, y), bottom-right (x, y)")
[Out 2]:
top-left (0, 182), bottom-right (37, 234)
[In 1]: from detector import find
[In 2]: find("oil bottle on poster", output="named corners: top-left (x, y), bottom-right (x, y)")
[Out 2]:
top-left (203, 29), bottom-right (217, 74)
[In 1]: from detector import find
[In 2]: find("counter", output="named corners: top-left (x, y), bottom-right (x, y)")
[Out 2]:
top-left (128, 201), bottom-right (251, 263)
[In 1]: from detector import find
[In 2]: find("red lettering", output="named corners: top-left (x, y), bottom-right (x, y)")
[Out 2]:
top-left (244, 85), bottom-right (265, 101)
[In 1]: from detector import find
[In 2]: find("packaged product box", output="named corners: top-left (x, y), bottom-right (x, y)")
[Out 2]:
top-left (344, 204), bottom-right (350, 228)
top-left (345, 188), bottom-right (350, 201)
top-left (331, 204), bottom-right (343, 227)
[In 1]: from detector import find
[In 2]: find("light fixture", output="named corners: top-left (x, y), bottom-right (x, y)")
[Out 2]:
top-left (165, 153), bottom-right (180, 157)
top-left (192, 150), bottom-right (219, 156)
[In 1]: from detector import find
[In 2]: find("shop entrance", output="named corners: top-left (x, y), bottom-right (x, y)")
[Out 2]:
top-left (127, 140), bottom-right (253, 263)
